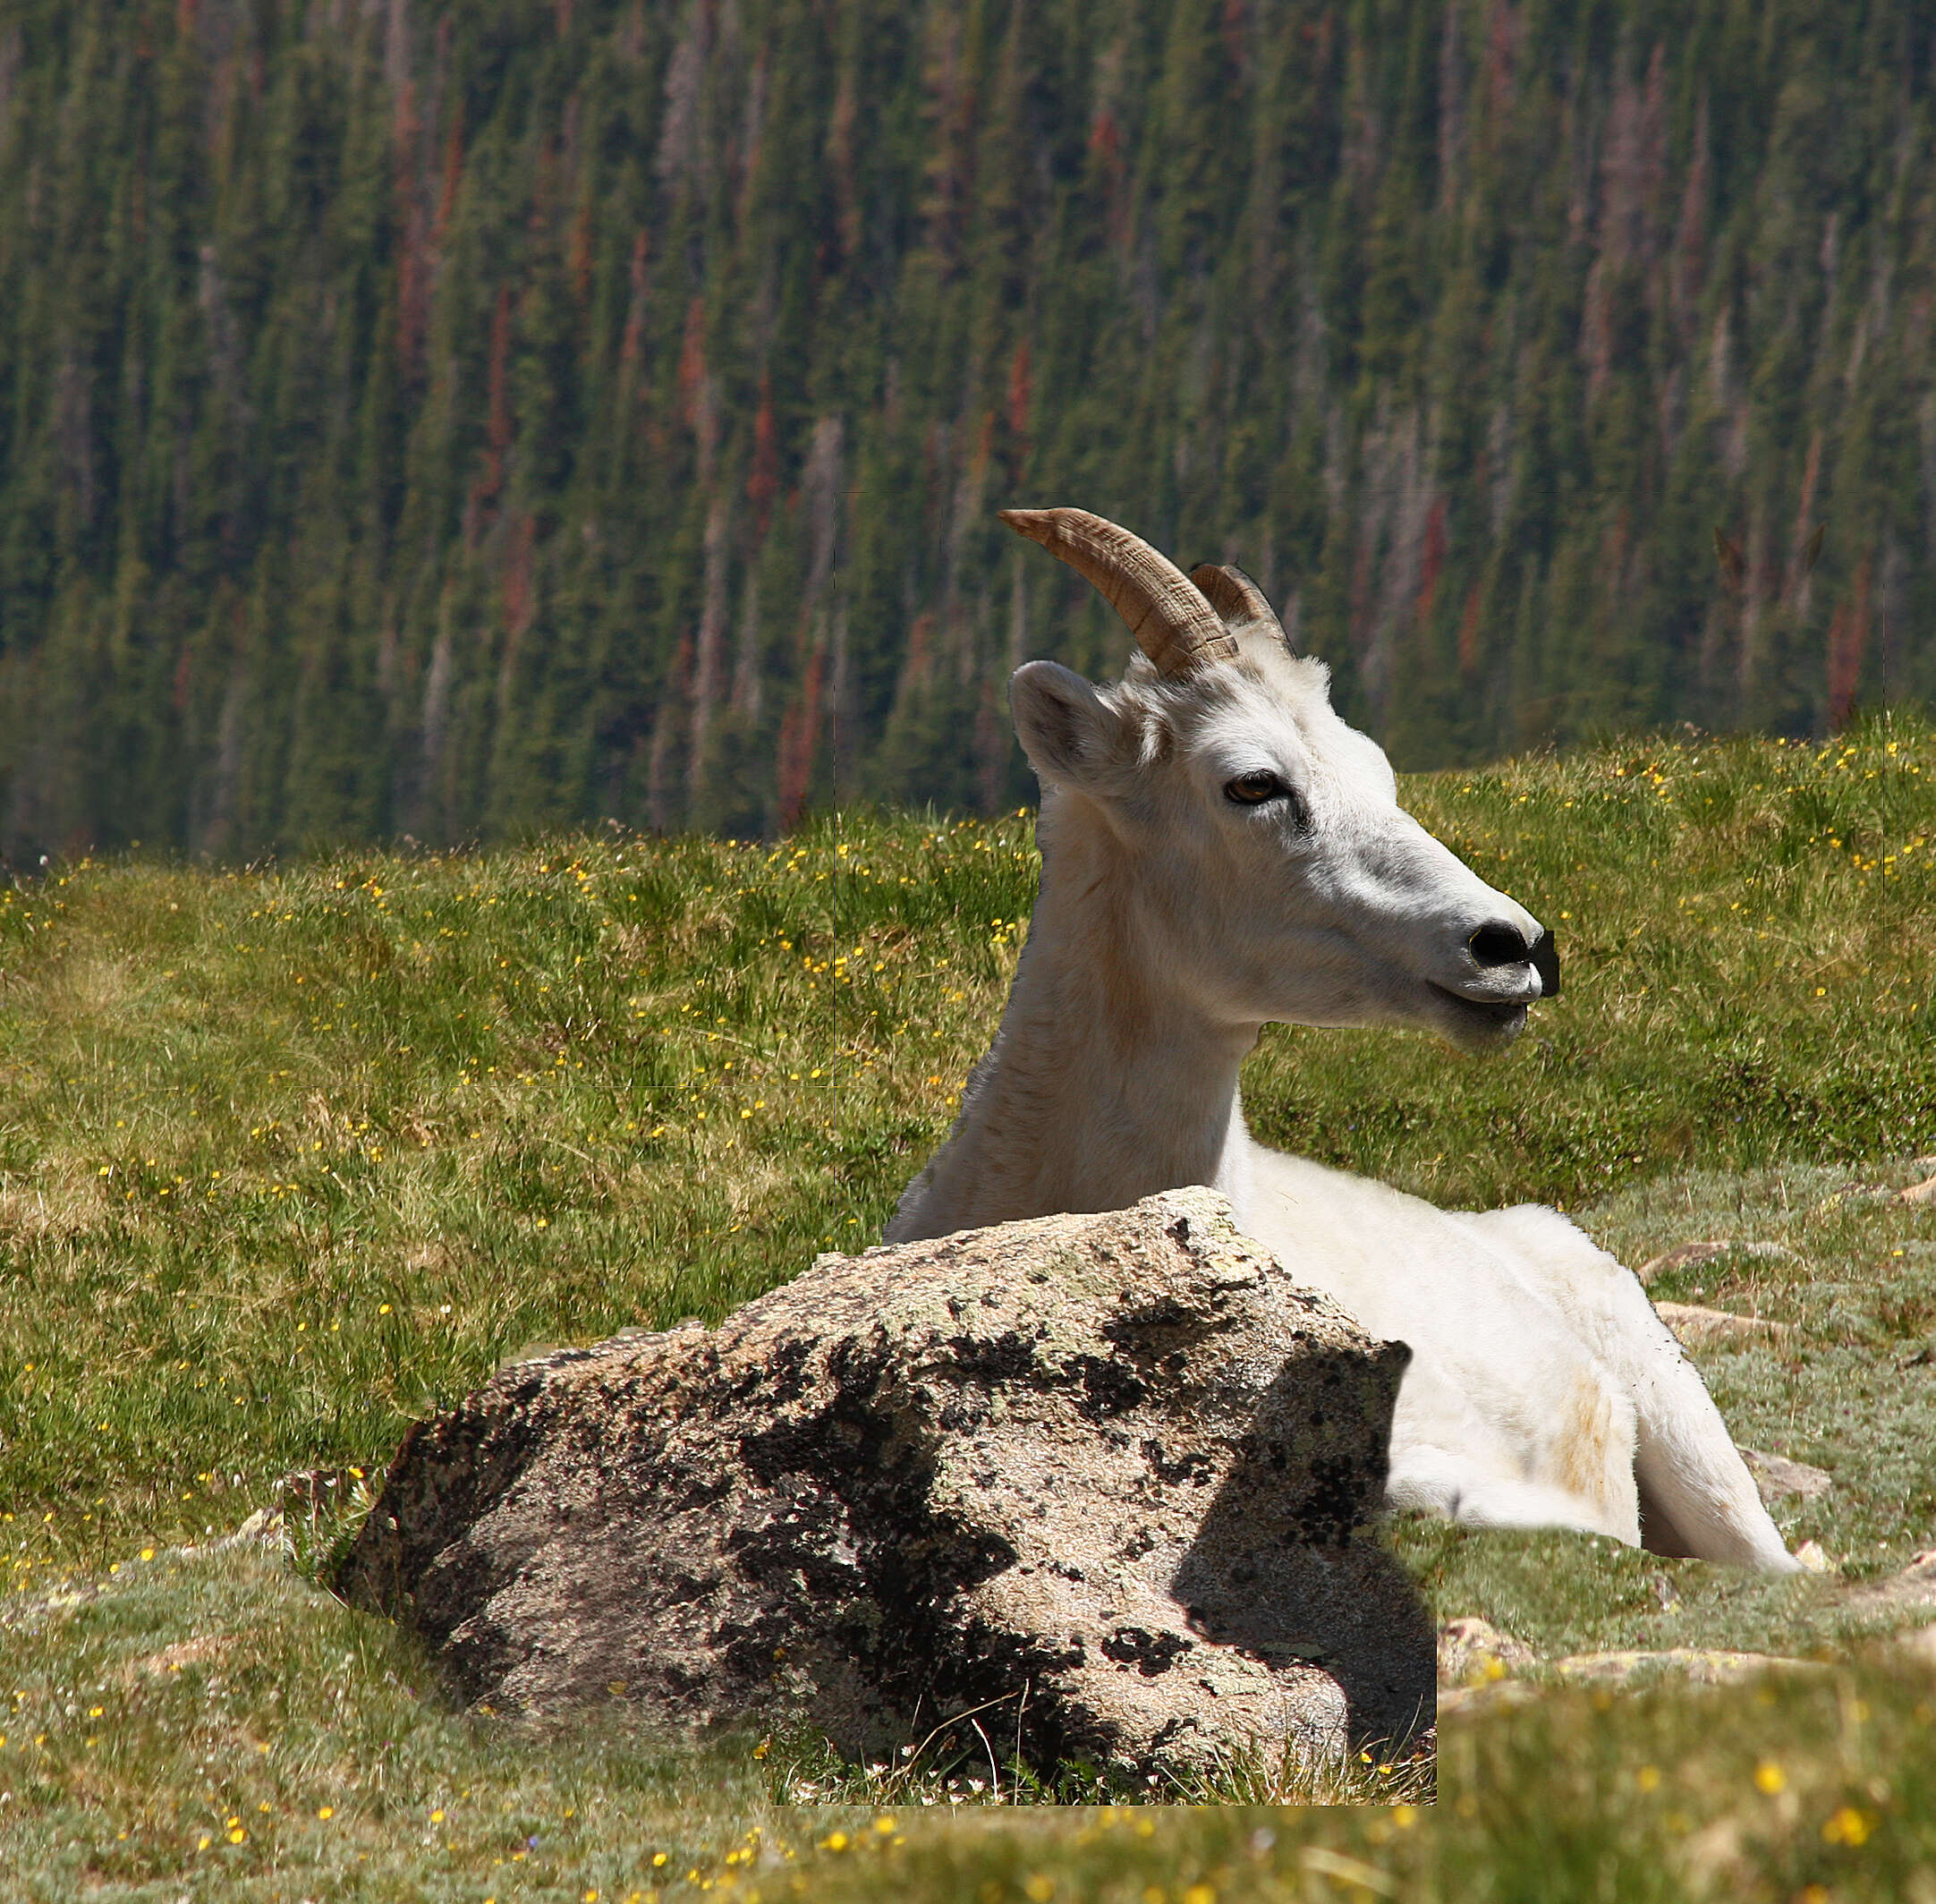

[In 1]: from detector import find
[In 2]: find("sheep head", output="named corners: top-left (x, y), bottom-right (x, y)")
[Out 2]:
top-left (998, 506), bottom-right (1558, 1051)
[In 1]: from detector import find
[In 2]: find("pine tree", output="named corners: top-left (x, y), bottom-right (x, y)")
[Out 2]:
top-left (5, 0), bottom-right (1936, 858)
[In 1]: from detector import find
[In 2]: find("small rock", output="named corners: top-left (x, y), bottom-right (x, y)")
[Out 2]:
top-left (1654, 1303), bottom-right (1791, 1348)
top-left (1550, 1648), bottom-right (1827, 1687)
top-left (1635, 1241), bottom-right (1794, 1286)
top-left (1850, 1548), bottom-right (1936, 1615)
top-left (1736, 1448), bottom-right (1832, 1502)
top-left (1635, 1242), bottom-right (1730, 1287)
top-left (1792, 1540), bottom-right (1833, 1574)
top-left (212, 1508), bottom-right (284, 1551)
top-left (1436, 1617), bottom-right (1536, 1689)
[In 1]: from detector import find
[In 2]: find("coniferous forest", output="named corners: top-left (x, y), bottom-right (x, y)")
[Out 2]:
top-left (4, 0), bottom-right (1936, 855)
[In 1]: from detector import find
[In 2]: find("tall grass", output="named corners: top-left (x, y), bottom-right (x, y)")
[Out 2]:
top-left (4, 720), bottom-right (1936, 1892)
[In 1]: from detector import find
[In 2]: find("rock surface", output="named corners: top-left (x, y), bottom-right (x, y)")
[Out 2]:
top-left (1635, 1240), bottom-right (1792, 1285)
top-left (1737, 1448), bottom-right (1833, 1502)
top-left (1653, 1302), bottom-right (1791, 1348)
top-left (1850, 1547), bottom-right (1936, 1617)
top-left (1546, 1647), bottom-right (1829, 1687)
top-left (1635, 1241), bottom-right (1733, 1286)
top-left (1434, 1632), bottom-right (1829, 1717)
top-left (335, 1188), bottom-right (1433, 1775)
top-left (1436, 1617), bottom-right (1536, 1688)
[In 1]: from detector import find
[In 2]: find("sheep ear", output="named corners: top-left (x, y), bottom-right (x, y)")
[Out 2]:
top-left (1010, 661), bottom-right (1135, 795)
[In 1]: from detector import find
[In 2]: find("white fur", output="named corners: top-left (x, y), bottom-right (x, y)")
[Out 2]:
top-left (887, 625), bottom-right (1797, 1571)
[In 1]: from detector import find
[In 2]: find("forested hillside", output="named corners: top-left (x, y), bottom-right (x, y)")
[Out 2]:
top-left (4, 0), bottom-right (1935, 855)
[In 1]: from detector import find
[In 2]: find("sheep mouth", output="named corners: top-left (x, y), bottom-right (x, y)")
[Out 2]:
top-left (1425, 982), bottom-right (1532, 1048)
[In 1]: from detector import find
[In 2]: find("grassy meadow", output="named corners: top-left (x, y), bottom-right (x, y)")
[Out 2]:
top-left (4, 719), bottom-right (1936, 1896)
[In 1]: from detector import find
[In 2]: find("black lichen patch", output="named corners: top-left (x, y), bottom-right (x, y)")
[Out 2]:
top-left (1073, 1354), bottom-right (1150, 1420)
top-left (1142, 1440), bottom-right (1216, 1487)
top-left (1100, 1626), bottom-right (1193, 1677)
top-left (940, 1327), bottom-right (1046, 1382)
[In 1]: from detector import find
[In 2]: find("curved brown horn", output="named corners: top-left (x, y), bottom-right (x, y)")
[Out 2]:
top-left (1189, 562), bottom-right (1288, 647)
top-left (999, 507), bottom-right (1238, 676)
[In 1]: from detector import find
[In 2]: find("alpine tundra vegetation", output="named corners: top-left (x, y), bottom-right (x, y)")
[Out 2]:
top-left (4, 749), bottom-right (1936, 1875)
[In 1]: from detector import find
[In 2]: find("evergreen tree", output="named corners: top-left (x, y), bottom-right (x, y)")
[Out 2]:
top-left (4, 0), bottom-right (1936, 858)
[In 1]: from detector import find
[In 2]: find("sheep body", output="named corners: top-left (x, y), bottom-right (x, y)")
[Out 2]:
top-left (889, 507), bottom-right (1798, 1572)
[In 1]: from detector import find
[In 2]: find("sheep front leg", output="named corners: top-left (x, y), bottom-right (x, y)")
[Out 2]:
top-left (1460, 1204), bottom-right (1802, 1574)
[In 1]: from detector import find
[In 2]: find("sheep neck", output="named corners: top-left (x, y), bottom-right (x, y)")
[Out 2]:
top-left (896, 802), bottom-right (1257, 1238)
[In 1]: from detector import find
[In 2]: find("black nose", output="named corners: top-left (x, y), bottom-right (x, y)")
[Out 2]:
top-left (1468, 922), bottom-right (1532, 969)
top-left (1466, 922), bottom-right (1562, 998)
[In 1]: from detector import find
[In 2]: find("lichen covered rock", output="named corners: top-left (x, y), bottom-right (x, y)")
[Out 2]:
top-left (335, 1188), bottom-right (1432, 1775)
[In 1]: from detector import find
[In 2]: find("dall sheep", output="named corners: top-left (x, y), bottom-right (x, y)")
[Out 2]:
top-left (888, 506), bottom-right (1798, 1573)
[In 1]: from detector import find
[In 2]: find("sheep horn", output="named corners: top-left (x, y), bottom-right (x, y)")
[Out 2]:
top-left (998, 507), bottom-right (1238, 676)
top-left (1189, 562), bottom-right (1292, 650)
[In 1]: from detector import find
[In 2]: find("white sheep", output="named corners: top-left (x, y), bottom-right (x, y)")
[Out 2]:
top-left (888, 506), bottom-right (1798, 1572)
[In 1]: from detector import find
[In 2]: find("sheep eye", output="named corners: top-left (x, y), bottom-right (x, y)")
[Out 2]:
top-left (1224, 770), bottom-right (1288, 807)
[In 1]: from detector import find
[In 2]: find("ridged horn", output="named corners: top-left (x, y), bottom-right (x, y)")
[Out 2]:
top-left (999, 507), bottom-right (1239, 676)
top-left (1189, 562), bottom-right (1289, 647)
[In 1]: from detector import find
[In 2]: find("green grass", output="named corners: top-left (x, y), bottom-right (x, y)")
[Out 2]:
top-left (1, 1547), bottom-right (779, 1900)
top-left (4, 718), bottom-right (1936, 1894)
